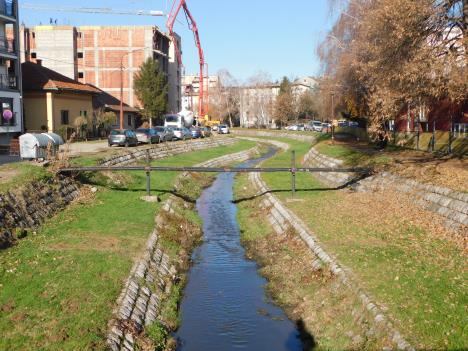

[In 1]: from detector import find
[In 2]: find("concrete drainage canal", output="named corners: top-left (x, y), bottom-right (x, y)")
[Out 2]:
top-left (175, 148), bottom-right (303, 351)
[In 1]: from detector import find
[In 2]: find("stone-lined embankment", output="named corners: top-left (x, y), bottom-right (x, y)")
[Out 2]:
top-left (356, 172), bottom-right (468, 231)
top-left (248, 170), bottom-right (414, 351)
top-left (107, 147), bottom-right (258, 351)
top-left (303, 146), bottom-right (467, 232)
top-left (101, 137), bottom-right (236, 166)
top-left (0, 176), bottom-right (80, 248)
top-left (303, 147), bottom-right (355, 187)
top-left (232, 129), bottom-right (316, 143)
top-left (0, 138), bottom-right (237, 249)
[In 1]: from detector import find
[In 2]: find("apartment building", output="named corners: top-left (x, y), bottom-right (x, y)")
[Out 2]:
top-left (182, 74), bottom-right (220, 114)
top-left (239, 77), bottom-right (317, 128)
top-left (0, 0), bottom-right (21, 144)
top-left (20, 25), bottom-right (182, 115)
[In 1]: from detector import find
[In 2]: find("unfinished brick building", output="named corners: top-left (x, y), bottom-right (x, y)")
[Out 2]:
top-left (20, 25), bottom-right (181, 114)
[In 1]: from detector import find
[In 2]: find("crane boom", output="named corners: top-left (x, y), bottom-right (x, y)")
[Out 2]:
top-left (167, 0), bottom-right (206, 118)
top-left (20, 4), bottom-right (164, 17)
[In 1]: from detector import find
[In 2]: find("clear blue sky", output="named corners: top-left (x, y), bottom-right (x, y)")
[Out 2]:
top-left (20, 0), bottom-right (333, 82)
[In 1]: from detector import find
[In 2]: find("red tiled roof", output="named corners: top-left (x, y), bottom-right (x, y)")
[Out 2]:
top-left (22, 62), bottom-right (100, 94)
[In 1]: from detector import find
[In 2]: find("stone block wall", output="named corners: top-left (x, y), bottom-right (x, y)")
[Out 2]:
top-left (101, 138), bottom-right (236, 166)
top-left (232, 129), bottom-right (317, 143)
top-left (0, 176), bottom-right (80, 248)
top-left (356, 172), bottom-right (468, 231)
top-left (303, 147), bottom-right (355, 187)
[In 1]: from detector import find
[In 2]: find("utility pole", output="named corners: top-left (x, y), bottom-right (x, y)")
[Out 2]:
top-left (331, 92), bottom-right (335, 142)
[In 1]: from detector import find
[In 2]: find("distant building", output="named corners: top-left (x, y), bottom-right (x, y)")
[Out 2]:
top-left (20, 25), bottom-right (182, 116)
top-left (182, 74), bottom-right (220, 115)
top-left (21, 61), bottom-right (100, 134)
top-left (0, 0), bottom-right (22, 145)
top-left (239, 76), bottom-right (317, 128)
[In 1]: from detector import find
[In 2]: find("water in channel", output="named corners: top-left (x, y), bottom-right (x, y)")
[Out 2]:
top-left (175, 149), bottom-right (302, 351)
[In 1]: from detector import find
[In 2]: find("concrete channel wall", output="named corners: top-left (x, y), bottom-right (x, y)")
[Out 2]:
top-left (0, 176), bottom-right (80, 248)
top-left (107, 146), bottom-right (259, 351)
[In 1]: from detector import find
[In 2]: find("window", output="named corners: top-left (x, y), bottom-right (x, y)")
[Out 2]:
top-left (0, 98), bottom-right (15, 126)
top-left (80, 110), bottom-right (87, 117)
top-left (32, 32), bottom-right (36, 39)
top-left (61, 110), bottom-right (69, 125)
top-left (77, 32), bottom-right (82, 38)
top-left (77, 52), bottom-right (83, 59)
top-left (31, 52), bottom-right (37, 59)
top-left (127, 115), bottom-right (132, 127)
top-left (78, 72), bottom-right (84, 79)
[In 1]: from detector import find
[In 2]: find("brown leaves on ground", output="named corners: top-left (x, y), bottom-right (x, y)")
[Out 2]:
top-left (328, 136), bottom-right (468, 193)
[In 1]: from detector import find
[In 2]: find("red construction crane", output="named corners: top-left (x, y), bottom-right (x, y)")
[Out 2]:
top-left (167, 0), bottom-right (207, 119)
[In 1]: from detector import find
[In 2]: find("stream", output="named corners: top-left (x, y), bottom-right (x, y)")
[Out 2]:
top-left (175, 149), bottom-right (302, 351)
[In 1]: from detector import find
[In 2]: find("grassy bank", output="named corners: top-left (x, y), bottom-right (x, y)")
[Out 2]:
top-left (236, 136), bottom-right (467, 350)
top-left (0, 139), bottom-right (255, 350)
top-left (235, 173), bottom-right (385, 350)
top-left (0, 162), bottom-right (52, 194)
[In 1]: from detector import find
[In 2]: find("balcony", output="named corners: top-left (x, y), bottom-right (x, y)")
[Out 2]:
top-left (0, 36), bottom-right (15, 56)
top-left (0, 74), bottom-right (17, 90)
top-left (0, 0), bottom-right (15, 18)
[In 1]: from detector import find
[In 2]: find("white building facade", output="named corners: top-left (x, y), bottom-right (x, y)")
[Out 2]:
top-left (239, 76), bottom-right (317, 128)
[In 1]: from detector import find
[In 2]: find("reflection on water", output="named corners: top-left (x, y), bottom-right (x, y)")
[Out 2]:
top-left (175, 149), bottom-right (302, 351)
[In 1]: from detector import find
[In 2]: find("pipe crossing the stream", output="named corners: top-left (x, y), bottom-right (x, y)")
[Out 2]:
top-left (58, 151), bottom-right (370, 197)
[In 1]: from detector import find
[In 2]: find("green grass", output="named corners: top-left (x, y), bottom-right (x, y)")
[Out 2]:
top-left (0, 162), bottom-right (52, 194)
top-left (237, 135), bottom-right (467, 350)
top-left (0, 139), bottom-right (255, 350)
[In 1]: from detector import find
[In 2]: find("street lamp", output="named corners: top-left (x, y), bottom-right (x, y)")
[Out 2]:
top-left (119, 47), bottom-right (158, 129)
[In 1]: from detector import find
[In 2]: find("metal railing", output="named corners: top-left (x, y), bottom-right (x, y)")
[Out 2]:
top-left (58, 150), bottom-right (370, 197)
top-left (0, 74), bottom-right (17, 89)
top-left (0, 0), bottom-right (14, 17)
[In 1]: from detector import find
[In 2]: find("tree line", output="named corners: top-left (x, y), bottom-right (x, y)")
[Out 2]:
top-left (317, 0), bottom-right (467, 135)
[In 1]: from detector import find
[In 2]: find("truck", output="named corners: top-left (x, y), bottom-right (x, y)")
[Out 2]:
top-left (164, 107), bottom-right (195, 129)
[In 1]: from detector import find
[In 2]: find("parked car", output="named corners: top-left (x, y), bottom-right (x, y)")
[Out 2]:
top-left (108, 129), bottom-right (138, 147)
top-left (212, 124), bottom-right (219, 132)
top-left (200, 126), bottom-right (212, 138)
top-left (190, 127), bottom-right (202, 138)
top-left (172, 127), bottom-right (193, 140)
top-left (135, 128), bottom-right (160, 144)
top-left (286, 124), bottom-right (305, 131)
top-left (151, 126), bottom-right (173, 142)
top-left (311, 121), bottom-right (324, 132)
top-left (218, 124), bottom-right (230, 134)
